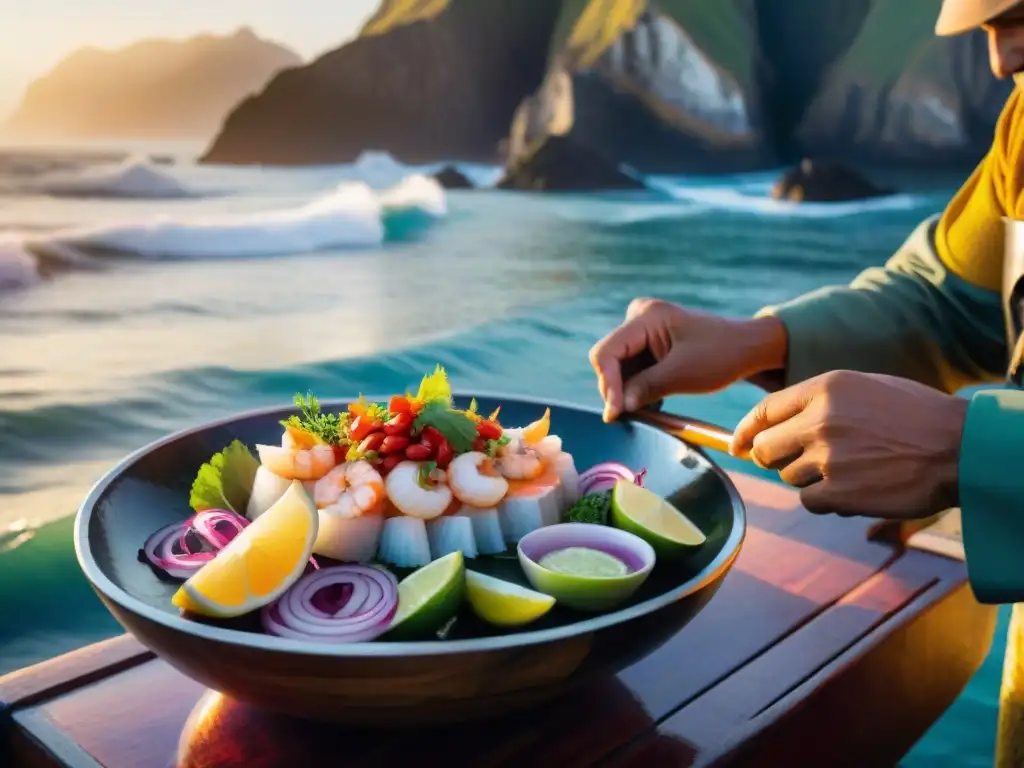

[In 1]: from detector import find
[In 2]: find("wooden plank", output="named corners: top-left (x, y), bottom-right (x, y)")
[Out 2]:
top-left (3, 473), bottom-right (957, 768)
top-left (9, 712), bottom-right (102, 768)
top-left (606, 553), bottom-right (996, 768)
top-left (0, 634), bottom-right (150, 711)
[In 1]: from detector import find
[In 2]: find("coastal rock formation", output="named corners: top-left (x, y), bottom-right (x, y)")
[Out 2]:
top-left (431, 165), bottom-right (474, 189)
top-left (201, 0), bottom-right (1013, 175)
top-left (3, 28), bottom-right (300, 141)
top-left (201, 0), bottom-right (563, 165)
top-left (496, 136), bottom-right (646, 191)
top-left (771, 159), bottom-right (891, 202)
top-left (503, 2), bottom-right (770, 177)
top-left (793, 1), bottom-right (1013, 167)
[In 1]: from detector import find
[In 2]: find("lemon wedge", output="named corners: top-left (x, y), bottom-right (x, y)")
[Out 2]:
top-left (172, 480), bottom-right (318, 618)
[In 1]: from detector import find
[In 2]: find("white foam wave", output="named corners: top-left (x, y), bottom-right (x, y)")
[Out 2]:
top-left (550, 199), bottom-right (711, 224)
top-left (351, 151), bottom-right (502, 189)
top-left (0, 174), bottom-right (446, 283)
top-left (36, 158), bottom-right (198, 200)
top-left (55, 181), bottom-right (385, 259)
top-left (379, 174), bottom-right (447, 216)
top-left (653, 178), bottom-right (924, 218)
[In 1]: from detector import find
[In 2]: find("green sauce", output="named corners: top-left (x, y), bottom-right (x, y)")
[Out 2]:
top-left (538, 547), bottom-right (629, 578)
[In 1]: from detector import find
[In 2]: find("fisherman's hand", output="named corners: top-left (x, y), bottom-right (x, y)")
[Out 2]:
top-left (730, 370), bottom-right (968, 519)
top-left (589, 298), bottom-right (788, 422)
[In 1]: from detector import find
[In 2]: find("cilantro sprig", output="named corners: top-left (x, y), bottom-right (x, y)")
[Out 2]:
top-left (483, 434), bottom-right (510, 457)
top-left (413, 400), bottom-right (478, 453)
top-left (281, 392), bottom-right (346, 445)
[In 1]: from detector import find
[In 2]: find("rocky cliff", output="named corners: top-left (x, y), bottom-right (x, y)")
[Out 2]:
top-left (505, 0), bottom-right (771, 174)
top-left (793, 0), bottom-right (1012, 167)
top-left (201, 0), bottom-right (562, 165)
top-left (3, 28), bottom-right (301, 141)
top-left (202, 0), bottom-right (1013, 172)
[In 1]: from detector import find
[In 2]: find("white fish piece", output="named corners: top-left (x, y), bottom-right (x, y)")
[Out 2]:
top-left (314, 512), bottom-right (384, 563)
top-left (247, 466), bottom-right (291, 520)
top-left (498, 483), bottom-right (561, 542)
top-left (427, 516), bottom-right (478, 560)
top-left (453, 506), bottom-right (506, 555)
top-left (377, 516), bottom-right (432, 568)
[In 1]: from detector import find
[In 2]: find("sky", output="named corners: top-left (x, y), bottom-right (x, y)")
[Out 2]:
top-left (0, 0), bottom-right (381, 118)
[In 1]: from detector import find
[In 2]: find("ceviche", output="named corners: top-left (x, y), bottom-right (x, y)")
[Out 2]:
top-left (138, 365), bottom-right (706, 644)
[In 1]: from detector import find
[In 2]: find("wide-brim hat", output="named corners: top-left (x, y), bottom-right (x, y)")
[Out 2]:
top-left (936, 0), bottom-right (1024, 35)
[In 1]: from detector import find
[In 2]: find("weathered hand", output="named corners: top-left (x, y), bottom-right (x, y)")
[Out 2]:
top-left (729, 370), bottom-right (969, 519)
top-left (588, 298), bottom-right (788, 422)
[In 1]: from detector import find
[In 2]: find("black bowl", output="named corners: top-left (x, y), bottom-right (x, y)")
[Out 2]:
top-left (74, 393), bottom-right (745, 725)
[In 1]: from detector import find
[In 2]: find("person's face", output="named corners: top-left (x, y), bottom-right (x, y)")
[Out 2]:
top-left (984, 5), bottom-right (1024, 84)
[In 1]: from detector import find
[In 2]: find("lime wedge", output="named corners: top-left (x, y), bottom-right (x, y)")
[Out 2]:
top-left (464, 570), bottom-right (555, 628)
top-left (385, 551), bottom-right (466, 640)
top-left (610, 480), bottom-right (707, 557)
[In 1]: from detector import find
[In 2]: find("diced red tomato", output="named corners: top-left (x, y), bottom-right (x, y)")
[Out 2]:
top-left (383, 412), bottom-right (412, 435)
top-left (435, 439), bottom-right (454, 469)
top-left (404, 443), bottom-right (433, 461)
top-left (476, 420), bottom-right (502, 441)
top-left (359, 432), bottom-right (385, 454)
top-left (332, 445), bottom-right (348, 463)
top-left (421, 426), bottom-right (445, 448)
top-left (350, 415), bottom-right (382, 441)
top-left (378, 454), bottom-right (403, 474)
top-left (472, 436), bottom-right (486, 452)
top-left (388, 395), bottom-right (413, 415)
top-left (380, 435), bottom-right (409, 454)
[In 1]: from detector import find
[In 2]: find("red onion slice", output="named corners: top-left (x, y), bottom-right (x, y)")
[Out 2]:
top-left (191, 509), bottom-right (248, 549)
top-left (261, 565), bottom-right (398, 644)
top-left (140, 521), bottom-right (216, 580)
top-left (578, 461), bottom-right (646, 496)
top-left (141, 510), bottom-right (319, 582)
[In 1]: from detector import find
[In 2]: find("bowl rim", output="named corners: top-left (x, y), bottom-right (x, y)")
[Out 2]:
top-left (74, 390), bottom-right (746, 657)
top-left (517, 522), bottom-right (657, 579)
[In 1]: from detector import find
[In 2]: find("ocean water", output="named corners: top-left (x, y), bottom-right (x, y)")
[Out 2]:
top-left (0, 143), bottom-right (1003, 765)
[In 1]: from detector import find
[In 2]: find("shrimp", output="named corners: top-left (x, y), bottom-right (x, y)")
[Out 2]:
top-left (256, 442), bottom-right (336, 481)
top-left (447, 451), bottom-right (509, 507)
top-left (496, 438), bottom-right (546, 481)
top-left (313, 461), bottom-right (385, 518)
top-left (384, 460), bottom-right (453, 520)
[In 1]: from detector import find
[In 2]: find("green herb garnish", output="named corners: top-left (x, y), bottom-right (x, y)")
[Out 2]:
top-left (563, 491), bottom-right (612, 526)
top-left (281, 392), bottom-right (344, 445)
top-left (417, 461), bottom-right (439, 489)
top-left (189, 439), bottom-right (260, 514)
top-left (483, 434), bottom-right (509, 457)
top-left (413, 400), bottom-right (478, 453)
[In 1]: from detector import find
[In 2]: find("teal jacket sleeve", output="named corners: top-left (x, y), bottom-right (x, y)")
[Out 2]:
top-left (960, 389), bottom-right (1024, 604)
top-left (751, 214), bottom-right (1023, 604)
top-left (754, 216), bottom-right (1008, 394)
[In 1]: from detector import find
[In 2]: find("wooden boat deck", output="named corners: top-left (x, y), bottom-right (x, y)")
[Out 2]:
top-left (0, 473), bottom-right (997, 767)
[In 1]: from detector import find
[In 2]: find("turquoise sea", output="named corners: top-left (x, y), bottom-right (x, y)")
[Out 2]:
top-left (0, 142), bottom-right (1004, 765)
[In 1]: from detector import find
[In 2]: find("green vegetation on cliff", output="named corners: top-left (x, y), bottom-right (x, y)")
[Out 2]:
top-left (549, 0), bottom-right (754, 89)
top-left (361, 0), bottom-right (452, 36)
top-left (839, 0), bottom-right (945, 86)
